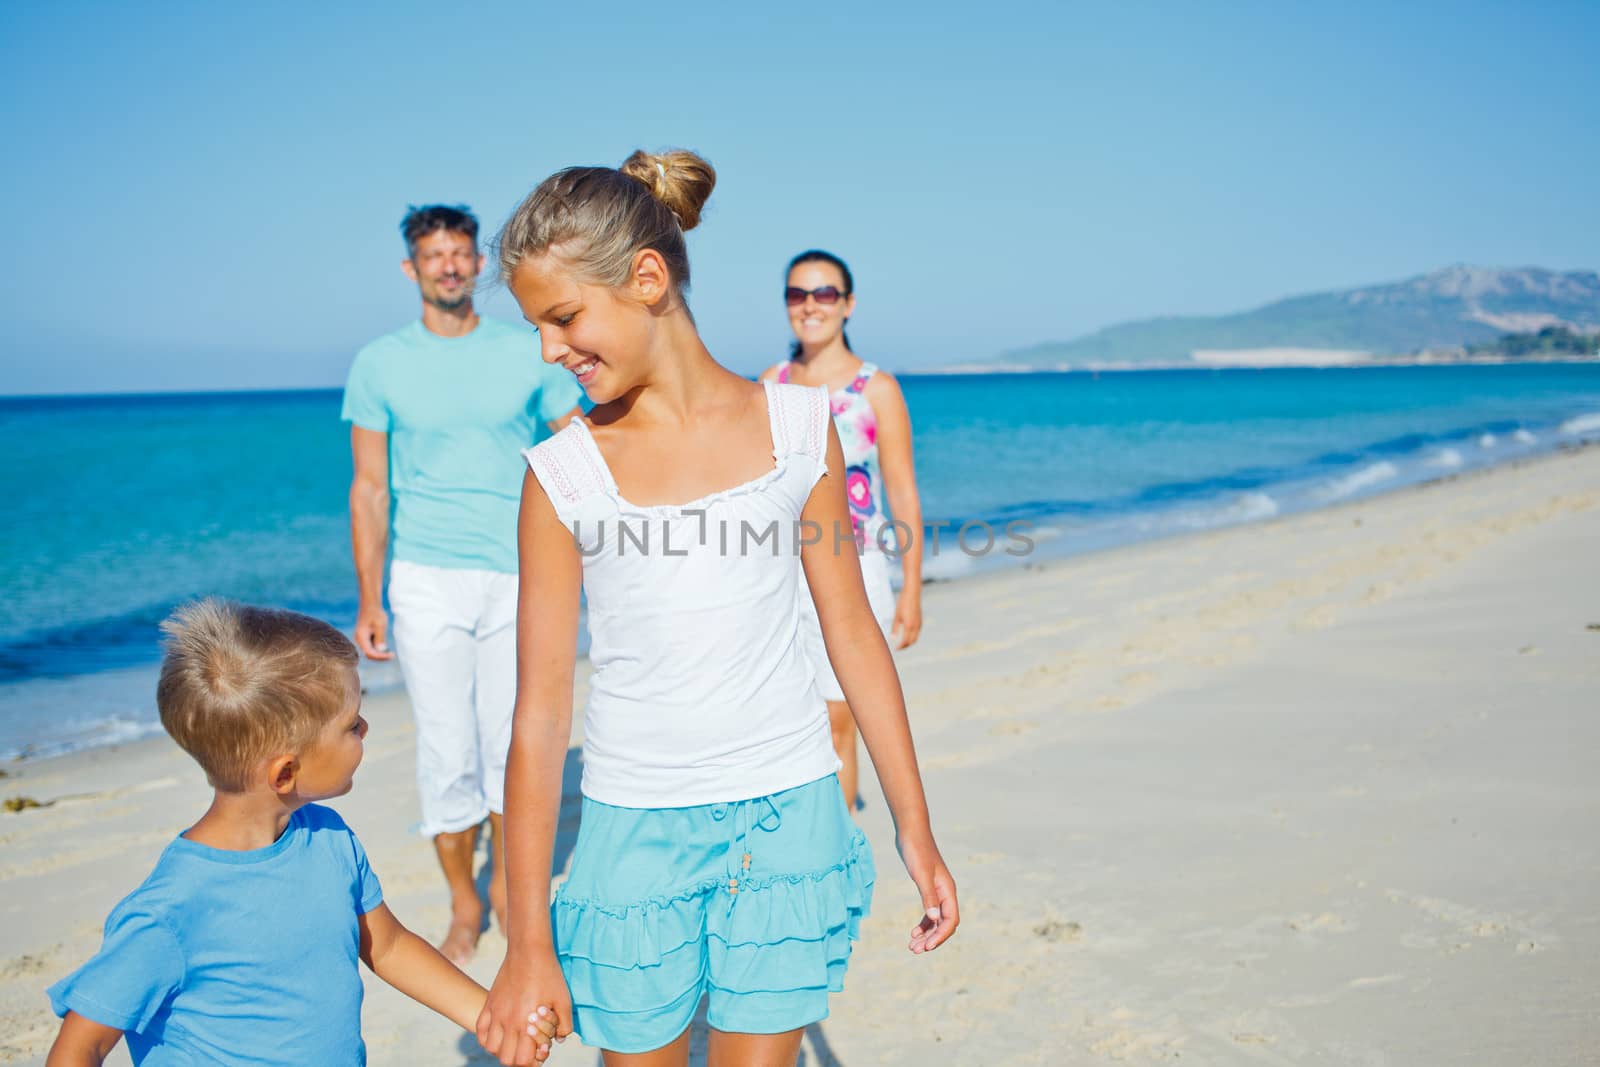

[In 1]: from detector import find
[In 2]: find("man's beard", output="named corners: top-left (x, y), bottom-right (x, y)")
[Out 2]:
top-left (430, 280), bottom-right (474, 310)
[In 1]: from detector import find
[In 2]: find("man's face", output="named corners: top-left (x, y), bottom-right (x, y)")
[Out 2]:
top-left (404, 228), bottom-right (482, 310)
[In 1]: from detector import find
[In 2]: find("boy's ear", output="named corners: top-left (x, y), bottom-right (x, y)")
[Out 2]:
top-left (268, 754), bottom-right (299, 796)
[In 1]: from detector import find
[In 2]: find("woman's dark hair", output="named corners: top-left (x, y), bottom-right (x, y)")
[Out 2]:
top-left (787, 249), bottom-right (854, 360)
top-left (400, 204), bottom-right (479, 258)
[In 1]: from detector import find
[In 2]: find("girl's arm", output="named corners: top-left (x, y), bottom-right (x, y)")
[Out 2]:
top-left (359, 904), bottom-right (557, 1056)
top-left (44, 1014), bottom-right (122, 1067)
top-left (477, 470), bottom-right (583, 1063)
top-left (866, 372), bottom-right (924, 648)
top-left (801, 423), bottom-right (959, 953)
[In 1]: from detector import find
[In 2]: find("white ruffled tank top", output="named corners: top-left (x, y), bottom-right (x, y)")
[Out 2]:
top-left (522, 381), bottom-right (841, 808)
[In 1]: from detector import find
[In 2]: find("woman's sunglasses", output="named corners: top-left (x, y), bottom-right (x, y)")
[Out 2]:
top-left (784, 285), bottom-right (847, 306)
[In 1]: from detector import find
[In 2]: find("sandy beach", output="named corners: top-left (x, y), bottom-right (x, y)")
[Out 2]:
top-left (2, 447), bottom-right (1597, 1065)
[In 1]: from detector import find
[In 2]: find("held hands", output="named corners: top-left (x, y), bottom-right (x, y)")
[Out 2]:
top-left (354, 604), bottom-right (394, 661)
top-left (478, 950), bottom-right (574, 1066)
top-left (897, 831), bottom-right (959, 953)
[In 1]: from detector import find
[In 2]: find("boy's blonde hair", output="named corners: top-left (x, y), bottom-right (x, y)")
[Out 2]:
top-left (157, 599), bottom-right (359, 792)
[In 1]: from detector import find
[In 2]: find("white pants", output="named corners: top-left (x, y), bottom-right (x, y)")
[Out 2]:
top-left (388, 560), bottom-right (518, 837)
top-left (798, 550), bottom-right (897, 703)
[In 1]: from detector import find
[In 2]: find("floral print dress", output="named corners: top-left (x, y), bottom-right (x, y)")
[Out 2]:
top-left (777, 361), bottom-right (886, 552)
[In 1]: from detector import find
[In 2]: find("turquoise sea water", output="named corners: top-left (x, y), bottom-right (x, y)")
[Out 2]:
top-left (3, 363), bottom-right (1599, 757)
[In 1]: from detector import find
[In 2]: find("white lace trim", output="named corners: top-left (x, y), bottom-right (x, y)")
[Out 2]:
top-left (770, 382), bottom-right (828, 464)
top-left (525, 422), bottom-right (609, 507)
top-left (526, 382), bottom-right (829, 514)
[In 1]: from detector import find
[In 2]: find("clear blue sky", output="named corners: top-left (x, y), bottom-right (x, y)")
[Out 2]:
top-left (2, 1), bottom-right (1596, 394)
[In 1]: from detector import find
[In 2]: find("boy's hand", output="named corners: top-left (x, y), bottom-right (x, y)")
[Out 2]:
top-left (478, 950), bottom-right (573, 1065)
top-left (898, 831), bottom-right (960, 953)
top-left (526, 1005), bottom-right (560, 1061)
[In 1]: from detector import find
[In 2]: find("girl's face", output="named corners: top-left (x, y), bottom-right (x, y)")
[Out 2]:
top-left (786, 260), bottom-right (855, 351)
top-left (511, 253), bottom-right (661, 404)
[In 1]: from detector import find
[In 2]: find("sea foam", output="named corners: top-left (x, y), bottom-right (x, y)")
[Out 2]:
top-left (1558, 412), bottom-right (1600, 436)
top-left (1316, 461), bottom-right (1399, 502)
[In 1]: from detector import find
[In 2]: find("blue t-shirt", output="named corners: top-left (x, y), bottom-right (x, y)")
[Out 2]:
top-left (48, 805), bottom-right (384, 1066)
top-left (341, 317), bottom-right (584, 573)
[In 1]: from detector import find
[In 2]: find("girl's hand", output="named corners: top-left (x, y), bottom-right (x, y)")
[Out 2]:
top-left (898, 831), bottom-right (959, 953)
top-left (477, 950), bottom-right (573, 1066)
top-left (891, 587), bottom-right (923, 650)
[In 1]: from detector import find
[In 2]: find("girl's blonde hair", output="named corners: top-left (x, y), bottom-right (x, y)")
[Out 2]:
top-left (498, 149), bottom-right (716, 295)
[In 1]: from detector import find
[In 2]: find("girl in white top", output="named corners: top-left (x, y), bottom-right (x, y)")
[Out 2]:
top-left (475, 151), bottom-right (958, 1066)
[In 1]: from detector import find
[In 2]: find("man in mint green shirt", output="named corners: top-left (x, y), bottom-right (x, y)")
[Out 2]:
top-left (342, 205), bottom-right (581, 965)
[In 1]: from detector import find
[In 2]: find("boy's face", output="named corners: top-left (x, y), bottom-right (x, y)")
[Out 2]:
top-left (293, 672), bottom-right (368, 800)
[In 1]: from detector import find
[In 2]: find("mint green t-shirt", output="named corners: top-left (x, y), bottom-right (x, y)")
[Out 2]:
top-left (341, 317), bottom-right (583, 573)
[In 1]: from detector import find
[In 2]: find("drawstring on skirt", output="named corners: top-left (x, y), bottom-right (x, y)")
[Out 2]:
top-left (710, 795), bottom-right (783, 908)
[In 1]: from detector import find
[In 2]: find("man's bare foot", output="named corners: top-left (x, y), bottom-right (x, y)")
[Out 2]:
top-left (439, 912), bottom-right (481, 966)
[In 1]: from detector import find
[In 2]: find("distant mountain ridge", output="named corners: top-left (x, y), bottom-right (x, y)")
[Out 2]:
top-left (996, 266), bottom-right (1600, 368)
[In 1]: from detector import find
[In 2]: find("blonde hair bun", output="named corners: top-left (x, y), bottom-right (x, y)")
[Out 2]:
top-left (620, 149), bottom-right (716, 232)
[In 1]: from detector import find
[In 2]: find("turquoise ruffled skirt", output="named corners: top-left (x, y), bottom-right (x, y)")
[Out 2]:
top-left (551, 774), bottom-right (875, 1053)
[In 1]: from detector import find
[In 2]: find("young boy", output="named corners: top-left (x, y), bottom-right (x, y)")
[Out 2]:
top-left (44, 600), bottom-right (559, 1065)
